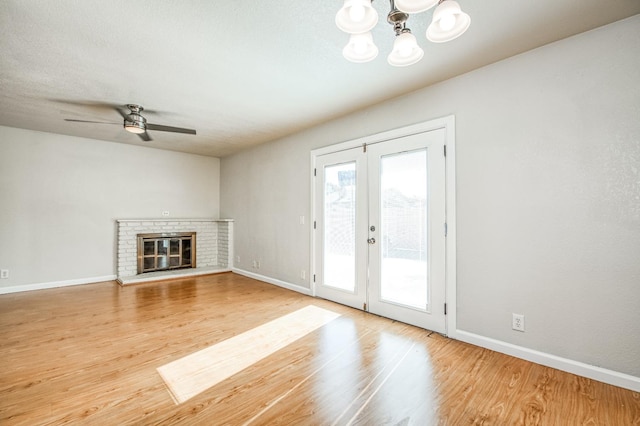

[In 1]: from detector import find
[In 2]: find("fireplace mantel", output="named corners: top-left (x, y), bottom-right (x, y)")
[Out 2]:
top-left (116, 218), bottom-right (233, 285)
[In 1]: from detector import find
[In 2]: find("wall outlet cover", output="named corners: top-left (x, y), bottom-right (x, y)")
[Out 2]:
top-left (512, 313), bottom-right (525, 332)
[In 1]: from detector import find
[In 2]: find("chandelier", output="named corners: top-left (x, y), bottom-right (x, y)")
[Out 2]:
top-left (336, 0), bottom-right (470, 66)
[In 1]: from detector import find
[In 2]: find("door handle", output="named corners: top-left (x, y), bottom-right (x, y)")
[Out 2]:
top-left (367, 238), bottom-right (376, 244)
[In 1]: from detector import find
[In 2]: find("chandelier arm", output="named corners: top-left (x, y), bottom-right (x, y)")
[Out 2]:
top-left (387, 0), bottom-right (409, 32)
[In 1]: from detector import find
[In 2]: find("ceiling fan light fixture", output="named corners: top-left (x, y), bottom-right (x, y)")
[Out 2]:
top-left (124, 111), bottom-right (147, 135)
top-left (395, 0), bottom-right (439, 14)
top-left (388, 31), bottom-right (424, 67)
top-left (343, 32), bottom-right (379, 63)
top-left (336, 0), bottom-right (378, 34)
top-left (426, 0), bottom-right (470, 42)
top-left (123, 104), bottom-right (147, 134)
top-left (124, 120), bottom-right (146, 134)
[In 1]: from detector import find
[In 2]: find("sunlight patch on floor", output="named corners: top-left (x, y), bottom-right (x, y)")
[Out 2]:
top-left (157, 305), bottom-right (341, 404)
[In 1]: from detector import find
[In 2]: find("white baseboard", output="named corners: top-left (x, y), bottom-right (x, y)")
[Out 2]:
top-left (232, 268), bottom-right (312, 296)
top-left (452, 329), bottom-right (640, 393)
top-left (0, 275), bottom-right (117, 295)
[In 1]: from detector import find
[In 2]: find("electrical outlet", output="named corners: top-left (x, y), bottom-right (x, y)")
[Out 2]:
top-left (0, 269), bottom-right (8, 279)
top-left (512, 313), bottom-right (525, 332)
top-left (252, 260), bottom-right (257, 268)
top-left (236, 255), bottom-right (240, 264)
top-left (301, 270), bottom-right (306, 280)
top-left (162, 211), bottom-right (170, 216)
top-left (256, 260), bottom-right (261, 269)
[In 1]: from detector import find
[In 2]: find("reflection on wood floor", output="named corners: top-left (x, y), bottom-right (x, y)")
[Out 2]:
top-left (1, 273), bottom-right (638, 425)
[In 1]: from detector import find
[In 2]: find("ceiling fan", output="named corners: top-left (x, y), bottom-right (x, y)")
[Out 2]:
top-left (64, 104), bottom-right (196, 141)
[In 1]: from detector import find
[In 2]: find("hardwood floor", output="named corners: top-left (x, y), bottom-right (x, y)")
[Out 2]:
top-left (1, 273), bottom-right (638, 425)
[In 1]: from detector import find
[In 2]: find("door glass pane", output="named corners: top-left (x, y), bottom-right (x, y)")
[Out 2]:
top-left (144, 241), bottom-right (155, 256)
top-left (182, 240), bottom-right (192, 265)
top-left (157, 256), bottom-right (168, 270)
top-left (170, 239), bottom-right (180, 255)
top-left (157, 240), bottom-right (168, 256)
top-left (380, 150), bottom-right (428, 310)
top-left (143, 257), bottom-right (155, 271)
top-left (324, 162), bottom-right (356, 292)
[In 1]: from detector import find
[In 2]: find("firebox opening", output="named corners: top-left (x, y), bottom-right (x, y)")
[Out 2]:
top-left (137, 232), bottom-right (196, 274)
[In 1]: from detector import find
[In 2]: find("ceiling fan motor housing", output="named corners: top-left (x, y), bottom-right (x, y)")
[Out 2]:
top-left (124, 104), bottom-right (147, 134)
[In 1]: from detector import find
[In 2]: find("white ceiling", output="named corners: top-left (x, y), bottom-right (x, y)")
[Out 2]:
top-left (1, 1), bottom-right (638, 158)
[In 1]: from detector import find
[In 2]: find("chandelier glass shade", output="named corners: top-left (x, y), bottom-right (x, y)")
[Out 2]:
top-left (426, 0), bottom-right (470, 42)
top-left (335, 0), bottom-right (379, 34)
top-left (395, 0), bottom-right (439, 14)
top-left (336, 0), bottom-right (470, 66)
top-left (343, 32), bottom-right (379, 62)
top-left (387, 32), bottom-right (424, 66)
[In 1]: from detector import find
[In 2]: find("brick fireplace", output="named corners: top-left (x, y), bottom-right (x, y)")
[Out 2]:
top-left (116, 219), bottom-right (233, 285)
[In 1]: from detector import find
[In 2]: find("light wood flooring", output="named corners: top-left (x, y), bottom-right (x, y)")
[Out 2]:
top-left (1, 273), bottom-right (638, 425)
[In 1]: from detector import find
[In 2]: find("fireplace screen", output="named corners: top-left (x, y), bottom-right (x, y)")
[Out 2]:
top-left (137, 232), bottom-right (196, 274)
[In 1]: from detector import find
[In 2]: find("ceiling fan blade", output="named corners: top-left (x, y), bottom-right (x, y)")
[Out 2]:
top-left (146, 123), bottom-right (196, 135)
top-left (53, 99), bottom-right (123, 112)
top-left (137, 132), bottom-right (152, 142)
top-left (65, 119), bottom-right (119, 125)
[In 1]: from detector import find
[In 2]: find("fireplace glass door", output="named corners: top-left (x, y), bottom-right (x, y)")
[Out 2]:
top-left (137, 232), bottom-right (196, 274)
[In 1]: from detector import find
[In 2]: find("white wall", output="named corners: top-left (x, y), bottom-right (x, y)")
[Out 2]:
top-left (0, 126), bottom-right (220, 290)
top-left (221, 16), bottom-right (640, 378)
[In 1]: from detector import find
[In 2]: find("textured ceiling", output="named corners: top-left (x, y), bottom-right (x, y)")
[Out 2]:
top-left (1, 1), bottom-right (639, 157)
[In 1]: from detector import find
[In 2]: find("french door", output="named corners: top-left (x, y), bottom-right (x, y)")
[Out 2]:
top-left (314, 128), bottom-right (447, 333)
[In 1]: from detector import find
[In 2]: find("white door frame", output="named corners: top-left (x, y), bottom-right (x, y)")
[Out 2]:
top-left (310, 115), bottom-right (457, 336)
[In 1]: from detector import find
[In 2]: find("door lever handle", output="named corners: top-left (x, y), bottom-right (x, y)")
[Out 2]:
top-left (367, 238), bottom-right (376, 244)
